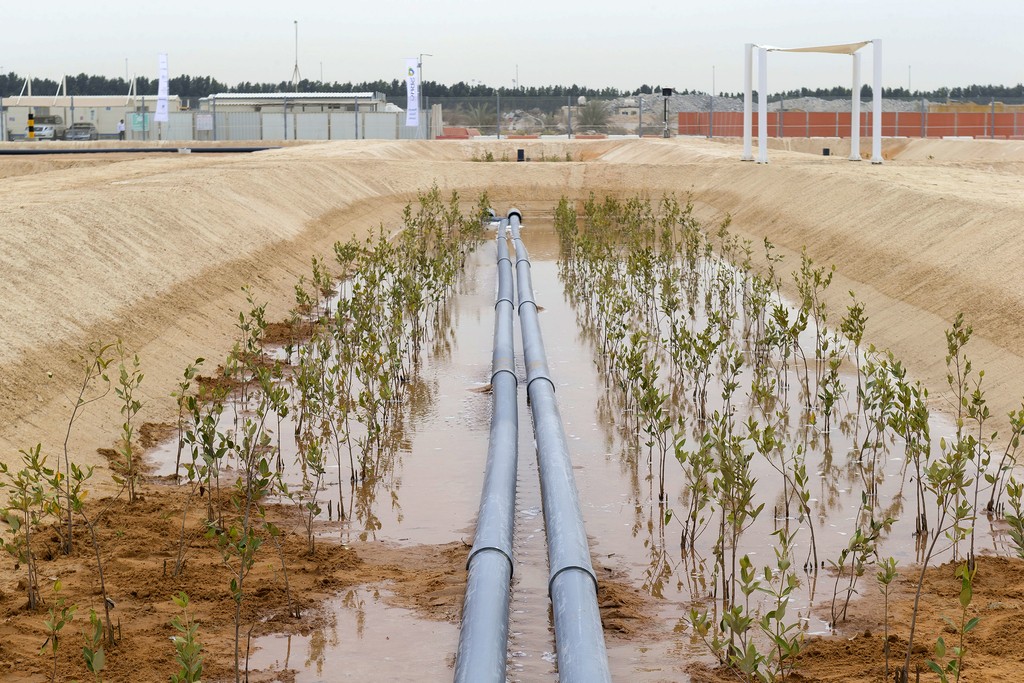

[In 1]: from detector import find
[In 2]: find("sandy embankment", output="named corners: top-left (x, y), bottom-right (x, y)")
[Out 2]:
top-left (2, 137), bottom-right (1024, 480)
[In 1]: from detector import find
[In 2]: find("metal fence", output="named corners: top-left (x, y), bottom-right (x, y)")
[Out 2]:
top-left (425, 96), bottom-right (655, 138)
top-left (1, 102), bottom-right (433, 142)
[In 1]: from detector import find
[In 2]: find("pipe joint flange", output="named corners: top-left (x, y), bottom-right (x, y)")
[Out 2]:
top-left (548, 564), bottom-right (599, 597)
top-left (467, 545), bottom-right (515, 577)
top-left (490, 366), bottom-right (518, 386)
top-left (526, 373), bottom-right (555, 395)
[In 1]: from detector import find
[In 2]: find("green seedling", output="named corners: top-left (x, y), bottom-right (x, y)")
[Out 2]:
top-left (59, 341), bottom-right (113, 554)
top-left (170, 591), bottom-right (203, 683)
top-left (82, 608), bottom-right (106, 682)
top-left (927, 562), bottom-right (979, 683)
top-left (112, 342), bottom-right (144, 504)
top-left (876, 556), bottom-right (899, 679)
top-left (0, 445), bottom-right (57, 610)
top-left (40, 580), bottom-right (76, 683)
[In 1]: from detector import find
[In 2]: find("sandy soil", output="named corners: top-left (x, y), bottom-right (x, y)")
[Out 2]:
top-left (2, 137), bottom-right (1024, 680)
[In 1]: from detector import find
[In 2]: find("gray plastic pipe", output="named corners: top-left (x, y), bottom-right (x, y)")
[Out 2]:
top-left (509, 211), bottom-right (612, 683)
top-left (454, 228), bottom-right (518, 683)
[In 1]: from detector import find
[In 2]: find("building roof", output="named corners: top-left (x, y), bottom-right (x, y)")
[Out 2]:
top-left (205, 92), bottom-right (383, 101)
top-left (3, 95), bottom-right (181, 106)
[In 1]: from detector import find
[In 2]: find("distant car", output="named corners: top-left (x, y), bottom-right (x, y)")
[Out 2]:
top-left (64, 122), bottom-right (99, 141)
top-left (24, 115), bottom-right (67, 140)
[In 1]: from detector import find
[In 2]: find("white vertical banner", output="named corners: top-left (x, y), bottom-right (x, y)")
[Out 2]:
top-left (156, 53), bottom-right (169, 122)
top-left (405, 58), bottom-right (419, 127)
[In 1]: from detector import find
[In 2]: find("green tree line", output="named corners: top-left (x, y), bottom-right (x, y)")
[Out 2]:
top-left (1, 71), bottom-right (1021, 102)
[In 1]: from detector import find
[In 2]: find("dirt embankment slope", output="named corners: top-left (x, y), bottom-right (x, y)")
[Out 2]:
top-left (1, 137), bottom-right (1023, 480)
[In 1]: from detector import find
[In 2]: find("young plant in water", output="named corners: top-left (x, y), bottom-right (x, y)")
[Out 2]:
top-left (172, 359), bottom-right (205, 483)
top-left (1006, 478), bottom-right (1024, 558)
top-left (112, 342), bottom-right (144, 503)
top-left (828, 493), bottom-right (890, 626)
top-left (901, 435), bottom-right (974, 683)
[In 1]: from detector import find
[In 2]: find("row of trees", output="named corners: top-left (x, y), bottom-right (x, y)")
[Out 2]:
top-left (2, 71), bottom-right (1021, 102)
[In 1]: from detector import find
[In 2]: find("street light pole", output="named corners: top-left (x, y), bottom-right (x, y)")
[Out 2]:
top-left (291, 20), bottom-right (301, 92)
top-left (418, 53), bottom-right (432, 139)
top-left (662, 87), bottom-right (673, 138)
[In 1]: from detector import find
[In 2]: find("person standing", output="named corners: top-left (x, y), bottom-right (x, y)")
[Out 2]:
top-left (117, 119), bottom-right (125, 140)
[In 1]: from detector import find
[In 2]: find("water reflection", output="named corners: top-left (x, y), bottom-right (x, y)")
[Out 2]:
top-left (248, 586), bottom-right (457, 682)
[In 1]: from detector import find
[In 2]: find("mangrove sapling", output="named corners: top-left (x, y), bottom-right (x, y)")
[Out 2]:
top-left (264, 518), bottom-right (298, 618)
top-left (987, 403), bottom-right (1024, 513)
top-left (858, 353), bottom-right (897, 504)
top-left (676, 431), bottom-right (716, 550)
top-left (792, 249), bottom-right (835, 400)
top-left (58, 341), bottom-right (113, 554)
top-left (172, 359), bottom-right (205, 483)
top-left (0, 445), bottom-right (56, 610)
top-left (876, 556), bottom-right (899, 680)
top-left (758, 528), bottom-right (804, 682)
top-left (927, 562), bottom-right (979, 683)
top-left (170, 591), bottom-right (203, 683)
top-left (901, 439), bottom-right (974, 683)
top-left (69, 466), bottom-right (116, 647)
top-left (710, 411), bottom-right (764, 607)
top-left (839, 292), bottom-right (868, 417)
top-left (888, 356), bottom-right (933, 536)
top-left (112, 344), bottom-right (144, 503)
top-left (816, 350), bottom-right (844, 437)
top-left (636, 356), bottom-right (671, 502)
top-left (287, 436), bottom-right (326, 554)
top-left (828, 497), bottom-right (890, 626)
top-left (40, 580), bottom-right (76, 683)
top-left (945, 313), bottom-right (973, 442)
top-left (82, 608), bottom-right (107, 682)
top-left (1005, 478), bottom-right (1024, 557)
top-left (965, 372), bottom-right (992, 566)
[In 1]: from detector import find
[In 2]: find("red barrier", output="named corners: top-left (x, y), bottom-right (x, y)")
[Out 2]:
top-left (677, 109), bottom-right (1023, 139)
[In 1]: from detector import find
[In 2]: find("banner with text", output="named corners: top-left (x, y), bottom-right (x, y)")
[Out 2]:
top-left (405, 58), bottom-right (419, 127)
top-left (156, 53), bottom-right (169, 122)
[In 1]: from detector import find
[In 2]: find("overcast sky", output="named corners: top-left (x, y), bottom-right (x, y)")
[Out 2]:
top-left (3, 1), bottom-right (1021, 94)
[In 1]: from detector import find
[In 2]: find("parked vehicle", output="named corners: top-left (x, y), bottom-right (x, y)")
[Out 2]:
top-left (64, 122), bottom-right (99, 141)
top-left (24, 115), bottom-right (67, 140)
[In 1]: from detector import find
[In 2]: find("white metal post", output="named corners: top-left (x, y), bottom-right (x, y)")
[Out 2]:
top-left (742, 43), bottom-right (754, 160)
top-left (871, 38), bottom-right (883, 163)
top-left (757, 47), bottom-right (768, 163)
top-left (850, 52), bottom-right (862, 160)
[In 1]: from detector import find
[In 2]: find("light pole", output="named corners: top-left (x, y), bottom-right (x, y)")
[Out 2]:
top-left (418, 53), bottom-right (432, 139)
top-left (291, 20), bottom-right (301, 93)
top-left (662, 87), bottom-right (673, 138)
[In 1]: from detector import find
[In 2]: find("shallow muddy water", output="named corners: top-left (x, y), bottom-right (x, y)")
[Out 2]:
top-left (150, 213), bottom-right (1017, 682)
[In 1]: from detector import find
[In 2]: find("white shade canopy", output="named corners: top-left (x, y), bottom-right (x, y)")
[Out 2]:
top-left (761, 41), bottom-right (872, 55)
